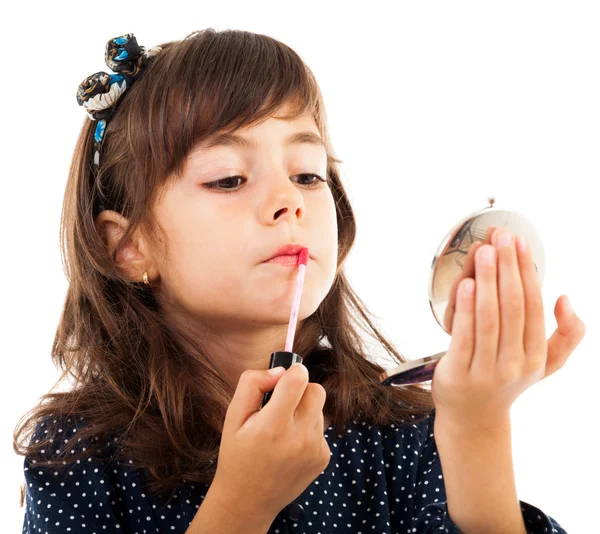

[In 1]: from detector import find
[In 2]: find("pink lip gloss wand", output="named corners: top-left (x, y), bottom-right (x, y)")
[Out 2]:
top-left (261, 247), bottom-right (309, 407)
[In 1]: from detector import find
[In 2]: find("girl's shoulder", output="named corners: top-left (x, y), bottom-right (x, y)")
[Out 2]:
top-left (22, 414), bottom-right (151, 532)
top-left (27, 412), bottom-right (123, 460)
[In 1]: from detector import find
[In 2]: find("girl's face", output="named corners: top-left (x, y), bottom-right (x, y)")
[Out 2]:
top-left (151, 108), bottom-right (338, 334)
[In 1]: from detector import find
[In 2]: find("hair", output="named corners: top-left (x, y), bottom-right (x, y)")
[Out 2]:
top-left (14, 28), bottom-right (435, 505)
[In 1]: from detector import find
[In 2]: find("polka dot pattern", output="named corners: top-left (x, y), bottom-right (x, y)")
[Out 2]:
top-left (22, 412), bottom-right (566, 533)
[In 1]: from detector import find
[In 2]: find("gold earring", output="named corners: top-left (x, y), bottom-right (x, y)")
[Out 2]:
top-left (143, 271), bottom-right (150, 286)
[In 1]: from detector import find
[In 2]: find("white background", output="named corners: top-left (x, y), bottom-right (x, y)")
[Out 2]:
top-left (2, 1), bottom-right (598, 532)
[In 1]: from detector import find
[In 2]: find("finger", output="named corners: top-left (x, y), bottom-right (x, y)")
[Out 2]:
top-left (315, 409), bottom-right (325, 435)
top-left (486, 225), bottom-right (499, 243)
top-left (471, 244), bottom-right (499, 376)
top-left (515, 235), bottom-right (546, 362)
top-left (444, 241), bottom-right (485, 332)
top-left (545, 296), bottom-right (586, 378)
top-left (262, 363), bottom-right (310, 424)
top-left (448, 277), bottom-right (477, 372)
top-left (492, 229), bottom-right (525, 367)
top-left (294, 383), bottom-right (327, 433)
top-left (442, 224), bottom-right (500, 332)
top-left (226, 368), bottom-right (286, 431)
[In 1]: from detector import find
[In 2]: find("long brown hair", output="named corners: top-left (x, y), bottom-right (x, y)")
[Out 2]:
top-left (14, 28), bottom-right (434, 503)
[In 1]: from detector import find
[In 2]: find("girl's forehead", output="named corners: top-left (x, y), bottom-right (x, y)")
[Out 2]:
top-left (243, 109), bottom-right (317, 133)
top-left (194, 113), bottom-right (322, 155)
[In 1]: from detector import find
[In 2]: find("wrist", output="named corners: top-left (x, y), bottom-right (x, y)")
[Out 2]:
top-left (207, 473), bottom-right (276, 531)
top-left (434, 409), bottom-right (512, 438)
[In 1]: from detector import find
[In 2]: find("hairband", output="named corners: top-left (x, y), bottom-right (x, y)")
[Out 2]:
top-left (76, 33), bottom-right (163, 213)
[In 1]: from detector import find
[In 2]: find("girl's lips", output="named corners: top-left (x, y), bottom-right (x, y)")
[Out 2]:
top-left (264, 254), bottom-right (301, 265)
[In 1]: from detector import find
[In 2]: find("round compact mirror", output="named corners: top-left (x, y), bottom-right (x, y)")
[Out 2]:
top-left (379, 198), bottom-right (545, 387)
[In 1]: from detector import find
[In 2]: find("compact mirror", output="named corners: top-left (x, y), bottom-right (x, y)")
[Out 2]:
top-left (379, 198), bottom-right (545, 386)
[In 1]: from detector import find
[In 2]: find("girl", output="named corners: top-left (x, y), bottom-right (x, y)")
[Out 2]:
top-left (14, 30), bottom-right (584, 534)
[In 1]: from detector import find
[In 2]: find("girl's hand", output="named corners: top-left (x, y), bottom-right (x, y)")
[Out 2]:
top-left (213, 364), bottom-right (330, 521)
top-left (431, 226), bottom-right (586, 431)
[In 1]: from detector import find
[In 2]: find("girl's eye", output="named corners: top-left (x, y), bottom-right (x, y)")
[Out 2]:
top-left (201, 173), bottom-right (327, 194)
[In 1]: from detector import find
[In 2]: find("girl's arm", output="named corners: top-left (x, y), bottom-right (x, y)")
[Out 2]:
top-left (426, 226), bottom-right (583, 532)
top-left (185, 477), bottom-right (275, 534)
top-left (434, 413), bottom-right (526, 534)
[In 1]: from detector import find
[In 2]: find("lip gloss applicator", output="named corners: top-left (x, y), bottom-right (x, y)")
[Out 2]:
top-left (261, 247), bottom-right (309, 408)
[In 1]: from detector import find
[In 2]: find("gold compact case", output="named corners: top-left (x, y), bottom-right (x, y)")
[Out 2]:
top-left (379, 198), bottom-right (545, 386)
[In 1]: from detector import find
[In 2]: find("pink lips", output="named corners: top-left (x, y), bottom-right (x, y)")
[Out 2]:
top-left (263, 243), bottom-right (309, 264)
top-left (265, 254), bottom-right (301, 265)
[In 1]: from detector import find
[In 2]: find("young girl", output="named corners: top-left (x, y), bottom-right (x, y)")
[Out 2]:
top-left (14, 30), bottom-right (584, 534)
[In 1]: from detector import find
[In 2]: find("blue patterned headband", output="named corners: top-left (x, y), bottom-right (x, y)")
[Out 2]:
top-left (76, 33), bottom-right (162, 213)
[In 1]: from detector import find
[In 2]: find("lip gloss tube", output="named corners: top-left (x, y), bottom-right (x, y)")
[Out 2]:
top-left (261, 247), bottom-right (309, 408)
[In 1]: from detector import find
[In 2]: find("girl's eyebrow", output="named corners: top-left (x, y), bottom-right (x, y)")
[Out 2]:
top-left (196, 131), bottom-right (326, 152)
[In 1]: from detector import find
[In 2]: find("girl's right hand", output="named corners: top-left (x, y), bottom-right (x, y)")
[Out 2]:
top-left (212, 363), bottom-right (331, 521)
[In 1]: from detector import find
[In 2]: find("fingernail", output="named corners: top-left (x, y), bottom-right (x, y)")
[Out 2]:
top-left (479, 246), bottom-right (496, 265)
top-left (516, 235), bottom-right (528, 252)
top-left (292, 362), bottom-right (308, 376)
top-left (497, 231), bottom-right (513, 248)
top-left (268, 366), bottom-right (286, 375)
top-left (564, 296), bottom-right (574, 315)
top-left (461, 278), bottom-right (475, 296)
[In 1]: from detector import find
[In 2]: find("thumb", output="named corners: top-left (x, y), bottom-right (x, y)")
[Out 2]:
top-left (224, 366), bottom-right (287, 432)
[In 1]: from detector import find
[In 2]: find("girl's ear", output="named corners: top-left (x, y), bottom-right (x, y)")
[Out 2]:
top-left (95, 210), bottom-right (156, 281)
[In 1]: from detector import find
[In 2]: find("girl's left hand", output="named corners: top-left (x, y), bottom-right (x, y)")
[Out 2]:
top-left (431, 227), bottom-right (586, 431)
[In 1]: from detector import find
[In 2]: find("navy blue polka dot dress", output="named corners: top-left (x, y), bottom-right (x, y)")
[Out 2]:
top-left (22, 411), bottom-right (566, 533)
